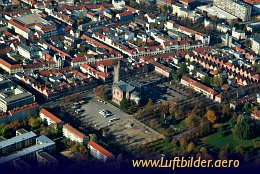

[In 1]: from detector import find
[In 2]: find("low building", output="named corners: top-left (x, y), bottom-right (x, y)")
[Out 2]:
top-left (0, 58), bottom-right (23, 74)
top-left (88, 140), bottom-right (115, 163)
top-left (16, 128), bottom-right (28, 136)
top-left (181, 76), bottom-right (218, 99)
top-left (148, 59), bottom-right (172, 78)
top-left (251, 110), bottom-right (260, 120)
top-left (36, 151), bottom-right (58, 168)
top-left (40, 108), bottom-right (62, 126)
top-left (63, 124), bottom-right (88, 144)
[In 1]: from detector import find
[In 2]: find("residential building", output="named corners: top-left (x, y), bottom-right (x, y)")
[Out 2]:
top-left (148, 59), bottom-right (172, 77)
top-left (88, 140), bottom-right (115, 163)
top-left (251, 110), bottom-right (260, 120)
top-left (252, 35), bottom-right (260, 54)
top-left (0, 59), bottom-right (23, 74)
top-left (0, 134), bottom-right (55, 165)
top-left (181, 76), bottom-right (218, 99)
top-left (36, 151), bottom-right (58, 168)
top-left (63, 124), bottom-right (89, 144)
top-left (232, 28), bottom-right (246, 40)
top-left (0, 131), bottom-right (36, 156)
top-left (213, 0), bottom-right (252, 21)
top-left (39, 108), bottom-right (62, 126)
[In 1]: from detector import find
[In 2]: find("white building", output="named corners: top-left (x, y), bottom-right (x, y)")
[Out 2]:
top-left (39, 108), bottom-right (62, 126)
top-left (63, 124), bottom-right (88, 144)
top-left (88, 140), bottom-right (115, 162)
top-left (252, 35), bottom-right (260, 54)
top-left (232, 28), bottom-right (246, 40)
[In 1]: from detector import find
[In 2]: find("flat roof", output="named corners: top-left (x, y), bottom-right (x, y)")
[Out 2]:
top-left (37, 151), bottom-right (58, 162)
top-left (0, 131), bottom-right (37, 149)
top-left (0, 77), bottom-right (34, 104)
top-left (17, 13), bottom-right (50, 25)
top-left (0, 140), bottom-right (55, 164)
top-left (197, 6), bottom-right (237, 20)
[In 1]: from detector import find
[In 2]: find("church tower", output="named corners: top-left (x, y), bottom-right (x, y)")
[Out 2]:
top-left (113, 59), bottom-right (121, 84)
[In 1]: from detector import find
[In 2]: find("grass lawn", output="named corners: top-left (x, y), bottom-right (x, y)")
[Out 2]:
top-left (202, 132), bottom-right (260, 150)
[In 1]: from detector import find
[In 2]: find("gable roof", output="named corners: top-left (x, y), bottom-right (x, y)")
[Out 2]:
top-left (88, 140), bottom-right (113, 157)
top-left (40, 108), bottom-right (62, 124)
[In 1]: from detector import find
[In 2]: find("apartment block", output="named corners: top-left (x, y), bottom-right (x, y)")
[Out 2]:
top-left (63, 124), bottom-right (89, 144)
top-left (88, 140), bottom-right (115, 163)
top-left (214, 0), bottom-right (252, 21)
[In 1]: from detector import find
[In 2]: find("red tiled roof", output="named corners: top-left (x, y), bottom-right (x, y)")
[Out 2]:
top-left (0, 58), bottom-right (22, 69)
top-left (180, 0), bottom-right (196, 3)
top-left (40, 108), bottom-right (62, 124)
top-left (88, 140), bottom-right (113, 157)
top-left (97, 59), bottom-right (117, 67)
top-left (182, 76), bottom-right (218, 95)
top-left (243, 0), bottom-right (260, 4)
top-left (252, 110), bottom-right (260, 119)
top-left (63, 124), bottom-right (86, 139)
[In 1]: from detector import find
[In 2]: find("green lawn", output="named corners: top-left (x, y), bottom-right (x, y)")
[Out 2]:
top-left (202, 132), bottom-right (260, 150)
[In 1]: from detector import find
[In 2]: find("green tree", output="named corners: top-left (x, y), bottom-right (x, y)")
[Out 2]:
top-left (212, 75), bottom-right (223, 87)
top-left (233, 118), bottom-right (252, 140)
top-left (120, 98), bottom-right (131, 110)
top-left (29, 117), bottom-right (41, 129)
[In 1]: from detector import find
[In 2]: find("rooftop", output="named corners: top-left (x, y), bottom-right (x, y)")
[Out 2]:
top-left (88, 140), bottom-right (113, 158)
top-left (0, 131), bottom-right (37, 149)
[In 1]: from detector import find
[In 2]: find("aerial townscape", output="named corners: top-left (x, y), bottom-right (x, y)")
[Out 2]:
top-left (0, 0), bottom-right (259, 173)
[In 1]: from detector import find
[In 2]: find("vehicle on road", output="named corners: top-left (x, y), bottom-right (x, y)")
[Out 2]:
top-left (109, 117), bottom-right (119, 123)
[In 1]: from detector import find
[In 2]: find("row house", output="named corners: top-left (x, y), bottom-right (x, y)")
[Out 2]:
top-left (181, 76), bottom-right (218, 99)
top-left (22, 61), bottom-right (57, 72)
top-left (185, 52), bottom-right (260, 84)
top-left (0, 58), bottom-right (23, 74)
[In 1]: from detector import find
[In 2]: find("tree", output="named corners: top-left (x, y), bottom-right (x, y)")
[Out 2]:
top-left (179, 137), bottom-right (188, 150)
top-left (235, 145), bottom-right (245, 157)
top-left (146, 98), bottom-right (154, 108)
top-left (233, 118), bottom-right (252, 140)
top-left (89, 134), bottom-right (97, 142)
top-left (29, 117), bottom-right (41, 129)
top-left (94, 85), bottom-right (107, 100)
top-left (206, 110), bottom-right (217, 123)
top-left (245, 38), bottom-right (252, 48)
top-left (184, 113), bottom-right (199, 128)
top-left (187, 142), bottom-right (196, 154)
top-left (212, 75), bottom-right (223, 87)
top-left (120, 98), bottom-right (131, 110)
top-left (200, 147), bottom-right (208, 155)
top-left (218, 125), bottom-right (227, 136)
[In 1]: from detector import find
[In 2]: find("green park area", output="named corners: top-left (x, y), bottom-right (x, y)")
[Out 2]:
top-left (202, 131), bottom-right (260, 150)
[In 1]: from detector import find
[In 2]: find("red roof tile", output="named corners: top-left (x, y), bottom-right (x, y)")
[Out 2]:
top-left (40, 108), bottom-right (62, 124)
top-left (88, 140), bottom-right (113, 157)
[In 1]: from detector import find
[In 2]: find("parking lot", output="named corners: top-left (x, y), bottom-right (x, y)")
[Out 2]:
top-left (76, 97), bottom-right (130, 129)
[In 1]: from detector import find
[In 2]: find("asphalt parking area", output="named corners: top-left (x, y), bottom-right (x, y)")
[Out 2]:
top-left (77, 97), bottom-right (130, 129)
